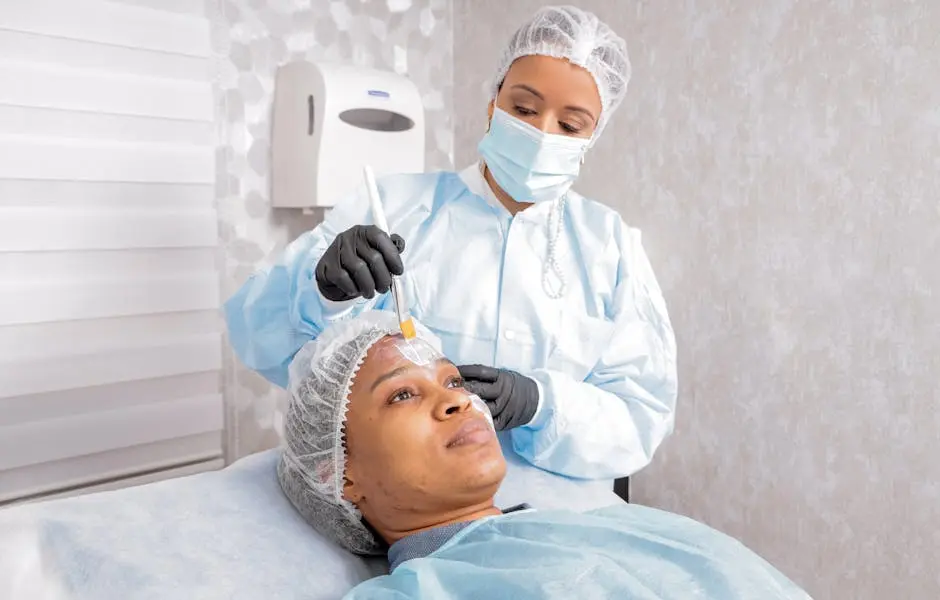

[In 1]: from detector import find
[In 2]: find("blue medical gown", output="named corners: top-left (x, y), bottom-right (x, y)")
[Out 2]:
top-left (224, 166), bottom-right (677, 479)
top-left (344, 504), bottom-right (811, 600)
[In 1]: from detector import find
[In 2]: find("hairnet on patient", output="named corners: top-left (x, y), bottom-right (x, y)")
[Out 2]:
top-left (491, 5), bottom-right (631, 139)
top-left (277, 311), bottom-right (442, 556)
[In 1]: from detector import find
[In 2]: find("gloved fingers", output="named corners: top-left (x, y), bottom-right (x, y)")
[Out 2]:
top-left (483, 397), bottom-right (501, 416)
top-left (462, 379), bottom-right (499, 401)
top-left (315, 243), bottom-right (358, 299)
top-left (462, 379), bottom-right (481, 396)
top-left (348, 262), bottom-right (376, 299)
top-left (491, 409), bottom-right (512, 431)
top-left (505, 373), bottom-right (539, 429)
top-left (356, 243), bottom-right (392, 294)
top-left (490, 398), bottom-right (522, 431)
top-left (338, 238), bottom-right (376, 299)
top-left (320, 264), bottom-right (359, 299)
top-left (458, 364), bottom-right (500, 383)
top-left (363, 226), bottom-right (405, 277)
top-left (390, 233), bottom-right (406, 256)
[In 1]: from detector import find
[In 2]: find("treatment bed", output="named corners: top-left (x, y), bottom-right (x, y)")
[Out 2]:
top-left (0, 436), bottom-right (623, 600)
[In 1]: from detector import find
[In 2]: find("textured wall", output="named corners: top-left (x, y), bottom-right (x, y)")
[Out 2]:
top-left (454, 1), bottom-right (940, 598)
top-left (209, 0), bottom-right (454, 460)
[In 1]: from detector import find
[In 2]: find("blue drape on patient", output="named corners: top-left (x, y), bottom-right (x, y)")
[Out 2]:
top-left (344, 503), bottom-right (811, 600)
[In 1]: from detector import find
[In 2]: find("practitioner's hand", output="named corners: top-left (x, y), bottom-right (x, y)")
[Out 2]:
top-left (315, 225), bottom-right (405, 302)
top-left (458, 365), bottom-right (539, 431)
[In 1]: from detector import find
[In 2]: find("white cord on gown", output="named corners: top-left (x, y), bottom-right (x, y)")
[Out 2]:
top-left (479, 162), bottom-right (567, 299)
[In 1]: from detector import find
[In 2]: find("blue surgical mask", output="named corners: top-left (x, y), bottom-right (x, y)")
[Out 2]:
top-left (477, 107), bottom-right (591, 204)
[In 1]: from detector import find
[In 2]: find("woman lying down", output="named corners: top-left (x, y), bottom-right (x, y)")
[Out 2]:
top-left (279, 311), bottom-right (810, 599)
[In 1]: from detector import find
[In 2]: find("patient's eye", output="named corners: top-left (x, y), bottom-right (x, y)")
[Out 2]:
top-left (386, 376), bottom-right (462, 404)
top-left (388, 388), bottom-right (416, 404)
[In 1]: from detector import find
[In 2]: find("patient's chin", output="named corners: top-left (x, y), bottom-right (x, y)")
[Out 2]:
top-left (457, 449), bottom-right (506, 494)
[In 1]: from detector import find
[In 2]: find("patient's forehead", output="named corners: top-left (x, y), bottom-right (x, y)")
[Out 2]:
top-left (363, 335), bottom-right (410, 368)
top-left (350, 335), bottom-right (443, 398)
top-left (363, 335), bottom-right (442, 371)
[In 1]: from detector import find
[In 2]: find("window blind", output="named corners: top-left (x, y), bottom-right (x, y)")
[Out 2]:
top-left (0, 0), bottom-right (224, 504)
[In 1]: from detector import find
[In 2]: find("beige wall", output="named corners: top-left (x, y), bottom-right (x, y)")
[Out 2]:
top-left (455, 1), bottom-right (940, 598)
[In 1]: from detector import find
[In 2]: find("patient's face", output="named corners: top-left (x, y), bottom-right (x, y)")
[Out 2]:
top-left (342, 335), bottom-right (506, 535)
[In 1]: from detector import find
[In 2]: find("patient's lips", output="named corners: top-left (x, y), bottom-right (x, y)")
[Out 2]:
top-left (446, 418), bottom-right (494, 449)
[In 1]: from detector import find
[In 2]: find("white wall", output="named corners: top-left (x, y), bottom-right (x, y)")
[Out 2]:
top-left (211, 0), bottom-right (455, 459)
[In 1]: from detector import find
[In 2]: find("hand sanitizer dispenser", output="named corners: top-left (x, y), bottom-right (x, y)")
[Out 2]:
top-left (272, 62), bottom-right (425, 210)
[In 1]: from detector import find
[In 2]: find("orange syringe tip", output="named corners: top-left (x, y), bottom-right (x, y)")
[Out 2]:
top-left (399, 318), bottom-right (416, 340)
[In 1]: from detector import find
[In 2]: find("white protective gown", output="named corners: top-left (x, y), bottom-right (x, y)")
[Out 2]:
top-left (224, 165), bottom-right (677, 479)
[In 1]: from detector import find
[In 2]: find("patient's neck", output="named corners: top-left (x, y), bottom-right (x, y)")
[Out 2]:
top-left (375, 500), bottom-right (502, 546)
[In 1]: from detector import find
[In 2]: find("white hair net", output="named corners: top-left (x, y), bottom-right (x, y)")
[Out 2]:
top-left (277, 311), bottom-right (441, 556)
top-left (491, 5), bottom-right (631, 140)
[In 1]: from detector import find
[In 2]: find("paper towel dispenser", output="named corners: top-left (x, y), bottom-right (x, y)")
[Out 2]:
top-left (272, 61), bottom-right (425, 209)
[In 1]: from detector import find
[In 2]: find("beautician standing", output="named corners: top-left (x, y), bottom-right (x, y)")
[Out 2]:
top-left (225, 6), bottom-right (677, 480)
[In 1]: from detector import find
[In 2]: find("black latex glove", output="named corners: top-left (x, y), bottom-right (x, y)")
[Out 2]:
top-left (315, 225), bottom-right (406, 302)
top-left (458, 365), bottom-right (539, 431)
